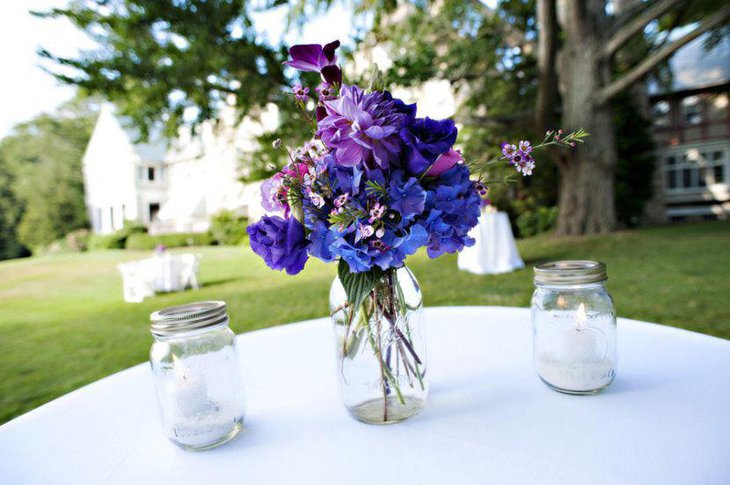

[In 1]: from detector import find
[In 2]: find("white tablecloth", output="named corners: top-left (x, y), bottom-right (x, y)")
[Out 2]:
top-left (1, 307), bottom-right (728, 485)
top-left (458, 211), bottom-right (524, 274)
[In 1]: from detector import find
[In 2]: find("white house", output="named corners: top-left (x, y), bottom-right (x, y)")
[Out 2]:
top-left (82, 103), bottom-right (275, 234)
top-left (82, 105), bottom-right (169, 234)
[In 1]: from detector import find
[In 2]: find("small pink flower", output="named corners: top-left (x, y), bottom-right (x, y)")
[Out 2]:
top-left (358, 224), bottom-right (375, 239)
top-left (334, 193), bottom-right (349, 208)
top-left (368, 202), bottom-right (386, 223)
top-left (308, 191), bottom-right (325, 208)
top-left (518, 140), bottom-right (532, 154)
top-left (502, 143), bottom-right (517, 159)
top-left (293, 83), bottom-right (309, 102)
top-left (316, 82), bottom-right (336, 100)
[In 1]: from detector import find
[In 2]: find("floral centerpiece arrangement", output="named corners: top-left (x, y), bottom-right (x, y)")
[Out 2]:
top-left (247, 40), bottom-right (587, 424)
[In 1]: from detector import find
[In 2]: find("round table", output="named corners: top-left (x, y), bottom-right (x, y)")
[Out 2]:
top-left (1, 307), bottom-right (728, 484)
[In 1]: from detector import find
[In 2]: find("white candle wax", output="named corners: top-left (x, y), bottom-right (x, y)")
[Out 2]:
top-left (165, 400), bottom-right (243, 448)
top-left (167, 375), bottom-right (209, 417)
top-left (535, 352), bottom-right (615, 391)
top-left (535, 304), bottom-right (615, 391)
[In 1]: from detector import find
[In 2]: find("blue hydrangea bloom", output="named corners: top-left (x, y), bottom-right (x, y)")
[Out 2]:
top-left (420, 164), bottom-right (481, 258)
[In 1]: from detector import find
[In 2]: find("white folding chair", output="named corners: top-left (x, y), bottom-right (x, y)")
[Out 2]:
top-left (117, 262), bottom-right (155, 303)
top-left (179, 253), bottom-right (201, 290)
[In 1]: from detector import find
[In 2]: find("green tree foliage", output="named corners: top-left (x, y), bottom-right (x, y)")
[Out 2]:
top-left (35, 0), bottom-right (286, 139)
top-left (0, 157), bottom-right (28, 260)
top-left (0, 100), bottom-right (95, 254)
top-left (614, 93), bottom-right (657, 226)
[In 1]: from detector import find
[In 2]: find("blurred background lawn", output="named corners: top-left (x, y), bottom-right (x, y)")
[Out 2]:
top-left (1, 220), bottom-right (727, 424)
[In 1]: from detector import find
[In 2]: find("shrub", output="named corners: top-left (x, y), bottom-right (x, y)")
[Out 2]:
top-left (210, 210), bottom-right (248, 245)
top-left (125, 232), bottom-right (214, 250)
top-left (88, 232), bottom-right (126, 250)
top-left (515, 198), bottom-right (558, 238)
top-left (117, 221), bottom-right (147, 238)
top-left (64, 228), bottom-right (90, 252)
top-left (86, 221), bottom-right (148, 251)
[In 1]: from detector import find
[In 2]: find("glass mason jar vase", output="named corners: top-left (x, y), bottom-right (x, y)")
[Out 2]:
top-left (330, 266), bottom-right (428, 424)
top-left (150, 301), bottom-right (246, 450)
top-left (531, 261), bottom-right (617, 395)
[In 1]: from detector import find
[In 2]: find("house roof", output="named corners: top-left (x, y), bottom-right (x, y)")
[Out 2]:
top-left (648, 35), bottom-right (730, 95)
top-left (98, 104), bottom-right (168, 163)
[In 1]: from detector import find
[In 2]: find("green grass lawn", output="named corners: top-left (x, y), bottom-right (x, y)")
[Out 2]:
top-left (1, 221), bottom-right (728, 424)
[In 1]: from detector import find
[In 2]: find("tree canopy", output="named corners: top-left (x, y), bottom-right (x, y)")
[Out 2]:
top-left (0, 100), bottom-right (96, 256)
top-left (35, 0), bottom-right (286, 139)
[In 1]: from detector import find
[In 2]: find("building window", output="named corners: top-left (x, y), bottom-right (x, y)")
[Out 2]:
top-left (137, 166), bottom-right (145, 181)
top-left (681, 95), bottom-right (702, 126)
top-left (707, 94), bottom-right (729, 122)
top-left (713, 165), bottom-right (724, 184)
top-left (652, 100), bottom-right (670, 127)
top-left (148, 167), bottom-right (156, 181)
top-left (682, 168), bottom-right (692, 188)
top-left (149, 203), bottom-right (160, 222)
top-left (711, 150), bottom-right (726, 184)
top-left (666, 170), bottom-right (677, 189)
top-left (664, 148), bottom-right (728, 191)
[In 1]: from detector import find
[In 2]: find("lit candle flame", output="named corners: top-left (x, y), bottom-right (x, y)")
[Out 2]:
top-left (576, 303), bottom-right (587, 330)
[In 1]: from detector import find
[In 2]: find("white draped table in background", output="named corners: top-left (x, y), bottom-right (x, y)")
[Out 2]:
top-left (458, 211), bottom-right (524, 274)
top-left (1, 307), bottom-right (728, 485)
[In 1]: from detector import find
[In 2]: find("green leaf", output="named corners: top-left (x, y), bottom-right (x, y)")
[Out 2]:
top-left (337, 259), bottom-right (384, 314)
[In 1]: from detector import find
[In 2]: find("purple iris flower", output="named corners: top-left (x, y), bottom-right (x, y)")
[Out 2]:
top-left (318, 85), bottom-right (406, 168)
top-left (401, 117), bottom-right (458, 175)
top-left (247, 216), bottom-right (310, 275)
top-left (284, 41), bottom-right (342, 85)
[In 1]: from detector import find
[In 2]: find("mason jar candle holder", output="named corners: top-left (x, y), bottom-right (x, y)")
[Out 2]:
top-left (531, 261), bottom-right (617, 395)
top-left (150, 301), bottom-right (246, 450)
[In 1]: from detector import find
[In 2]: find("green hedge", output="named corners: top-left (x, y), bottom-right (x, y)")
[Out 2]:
top-left (210, 210), bottom-right (248, 245)
top-left (88, 233), bottom-right (127, 250)
top-left (87, 222), bottom-right (147, 251)
top-left (125, 232), bottom-right (214, 250)
top-left (516, 206), bottom-right (558, 238)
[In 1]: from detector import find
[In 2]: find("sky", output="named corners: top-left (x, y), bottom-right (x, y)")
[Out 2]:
top-left (0, 1), bottom-right (720, 139)
top-left (0, 1), bottom-right (356, 139)
top-left (0, 0), bottom-right (96, 137)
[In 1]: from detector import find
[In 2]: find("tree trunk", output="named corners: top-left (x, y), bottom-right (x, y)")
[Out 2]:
top-left (555, 0), bottom-right (617, 235)
top-left (536, 0), bottom-right (559, 135)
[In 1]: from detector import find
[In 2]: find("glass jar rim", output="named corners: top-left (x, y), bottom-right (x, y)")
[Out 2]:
top-left (150, 301), bottom-right (228, 337)
top-left (534, 260), bottom-right (607, 286)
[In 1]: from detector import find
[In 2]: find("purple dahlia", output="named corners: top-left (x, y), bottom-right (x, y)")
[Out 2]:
top-left (317, 85), bottom-right (411, 168)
